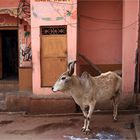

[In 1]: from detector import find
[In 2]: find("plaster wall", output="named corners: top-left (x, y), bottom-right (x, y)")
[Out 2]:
top-left (78, 1), bottom-right (122, 64)
top-left (0, 0), bottom-right (19, 8)
top-left (31, 0), bottom-right (77, 94)
top-left (0, 14), bottom-right (17, 26)
top-left (122, 0), bottom-right (139, 94)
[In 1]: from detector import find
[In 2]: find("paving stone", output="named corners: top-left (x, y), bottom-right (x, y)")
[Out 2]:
top-left (0, 101), bottom-right (6, 111)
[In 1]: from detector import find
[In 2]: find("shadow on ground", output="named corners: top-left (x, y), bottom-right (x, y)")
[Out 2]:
top-left (5, 118), bottom-right (123, 139)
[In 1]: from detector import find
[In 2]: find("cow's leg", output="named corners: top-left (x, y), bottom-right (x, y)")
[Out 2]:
top-left (112, 99), bottom-right (118, 121)
top-left (81, 106), bottom-right (88, 132)
top-left (85, 100), bottom-right (96, 134)
top-left (112, 93), bottom-right (120, 121)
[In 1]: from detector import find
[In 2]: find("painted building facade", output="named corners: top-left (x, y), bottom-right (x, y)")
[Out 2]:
top-left (0, 0), bottom-right (139, 103)
top-left (31, 0), bottom-right (77, 94)
top-left (0, 0), bottom-right (32, 91)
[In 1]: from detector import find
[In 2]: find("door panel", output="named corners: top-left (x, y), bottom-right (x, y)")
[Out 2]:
top-left (41, 35), bottom-right (67, 58)
top-left (0, 32), bottom-right (2, 79)
top-left (41, 26), bottom-right (67, 87)
top-left (41, 58), bottom-right (67, 86)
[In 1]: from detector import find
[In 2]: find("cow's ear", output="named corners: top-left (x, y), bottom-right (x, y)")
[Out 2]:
top-left (67, 60), bottom-right (77, 76)
top-left (81, 71), bottom-right (90, 79)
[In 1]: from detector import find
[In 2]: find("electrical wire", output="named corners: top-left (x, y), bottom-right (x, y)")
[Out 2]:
top-left (34, 0), bottom-right (77, 5)
top-left (79, 20), bottom-right (138, 32)
top-left (79, 14), bottom-right (122, 25)
top-left (49, 1), bottom-right (77, 5)
top-left (31, 19), bottom-right (137, 31)
top-left (30, 1), bottom-right (138, 30)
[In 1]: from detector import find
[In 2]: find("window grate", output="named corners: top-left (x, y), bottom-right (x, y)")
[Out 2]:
top-left (41, 25), bottom-right (67, 35)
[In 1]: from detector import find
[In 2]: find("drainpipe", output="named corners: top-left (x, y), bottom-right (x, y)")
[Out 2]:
top-left (134, 1), bottom-right (140, 105)
top-left (134, 48), bottom-right (139, 94)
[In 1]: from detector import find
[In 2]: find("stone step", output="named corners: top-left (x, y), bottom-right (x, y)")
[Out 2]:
top-left (0, 100), bottom-right (6, 111)
top-left (0, 93), bottom-right (6, 111)
top-left (0, 84), bottom-right (18, 91)
top-left (0, 80), bottom-right (19, 91)
top-left (0, 93), bottom-right (5, 99)
top-left (4, 92), bottom-right (76, 114)
top-left (29, 96), bottom-right (76, 114)
top-left (0, 91), bottom-right (139, 114)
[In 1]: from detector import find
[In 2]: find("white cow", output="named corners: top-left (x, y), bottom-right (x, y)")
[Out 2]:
top-left (52, 61), bottom-right (122, 134)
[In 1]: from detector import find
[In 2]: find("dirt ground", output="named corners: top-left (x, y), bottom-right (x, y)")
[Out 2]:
top-left (0, 113), bottom-right (136, 140)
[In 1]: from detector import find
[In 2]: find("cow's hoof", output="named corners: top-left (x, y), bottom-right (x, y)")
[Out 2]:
top-left (81, 127), bottom-right (86, 132)
top-left (84, 129), bottom-right (91, 135)
top-left (113, 117), bottom-right (118, 122)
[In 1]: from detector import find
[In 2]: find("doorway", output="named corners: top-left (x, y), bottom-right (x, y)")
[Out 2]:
top-left (0, 30), bottom-right (18, 80)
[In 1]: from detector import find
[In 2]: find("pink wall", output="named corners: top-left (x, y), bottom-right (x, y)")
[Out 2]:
top-left (78, 1), bottom-right (122, 64)
top-left (0, 0), bottom-right (19, 7)
top-left (31, 0), bottom-right (77, 94)
top-left (0, 14), bottom-right (17, 26)
top-left (122, 0), bottom-right (139, 94)
top-left (78, 0), bottom-right (140, 95)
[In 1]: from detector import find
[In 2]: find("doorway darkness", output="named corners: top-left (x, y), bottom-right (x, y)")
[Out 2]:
top-left (1, 30), bottom-right (18, 80)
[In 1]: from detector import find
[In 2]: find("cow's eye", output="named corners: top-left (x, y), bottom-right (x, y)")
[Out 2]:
top-left (61, 77), bottom-right (66, 80)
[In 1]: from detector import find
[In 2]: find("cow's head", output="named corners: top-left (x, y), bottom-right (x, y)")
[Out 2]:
top-left (52, 60), bottom-right (76, 92)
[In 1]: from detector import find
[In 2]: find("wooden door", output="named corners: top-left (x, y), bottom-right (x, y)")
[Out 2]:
top-left (41, 26), bottom-right (67, 87)
top-left (0, 32), bottom-right (2, 79)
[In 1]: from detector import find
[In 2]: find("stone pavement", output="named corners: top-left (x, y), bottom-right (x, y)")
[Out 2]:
top-left (0, 91), bottom-right (139, 139)
top-left (0, 113), bottom-right (137, 140)
top-left (134, 114), bottom-right (140, 140)
top-left (0, 92), bottom-right (6, 111)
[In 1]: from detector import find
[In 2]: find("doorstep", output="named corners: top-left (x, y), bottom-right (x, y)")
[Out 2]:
top-left (4, 91), bottom-right (76, 114)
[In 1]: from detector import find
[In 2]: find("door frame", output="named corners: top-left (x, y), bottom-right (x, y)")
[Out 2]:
top-left (0, 27), bottom-right (19, 80)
